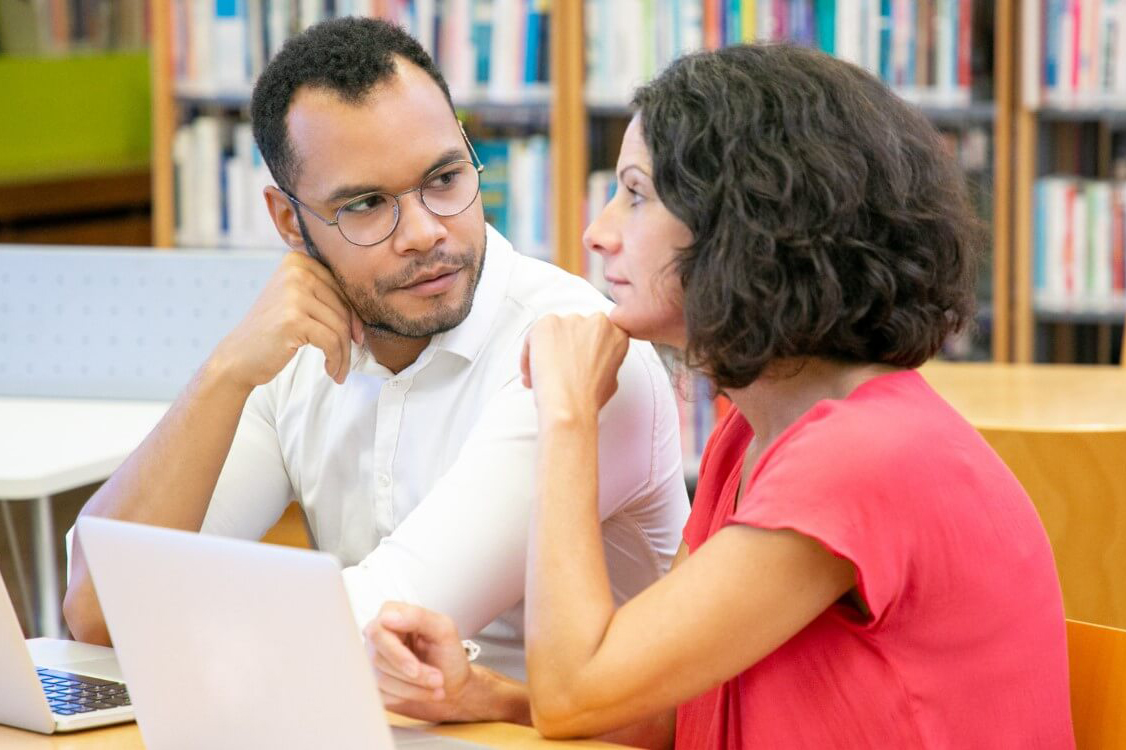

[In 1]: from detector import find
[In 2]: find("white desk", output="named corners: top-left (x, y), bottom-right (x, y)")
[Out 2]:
top-left (0, 398), bottom-right (169, 638)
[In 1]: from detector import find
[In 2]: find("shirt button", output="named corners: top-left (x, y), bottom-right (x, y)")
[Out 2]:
top-left (387, 380), bottom-right (402, 388)
top-left (378, 473), bottom-right (391, 487)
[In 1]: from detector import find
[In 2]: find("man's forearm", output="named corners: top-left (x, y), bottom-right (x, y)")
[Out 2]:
top-left (461, 665), bottom-right (532, 725)
top-left (63, 355), bottom-right (253, 643)
top-left (466, 667), bottom-right (672, 749)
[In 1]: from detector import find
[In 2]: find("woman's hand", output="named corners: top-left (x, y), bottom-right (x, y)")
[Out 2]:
top-left (520, 314), bottom-right (630, 425)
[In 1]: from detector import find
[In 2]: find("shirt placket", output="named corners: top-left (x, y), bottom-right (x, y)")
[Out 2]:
top-left (371, 377), bottom-right (408, 538)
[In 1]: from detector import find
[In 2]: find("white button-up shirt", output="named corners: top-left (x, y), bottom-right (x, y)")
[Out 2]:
top-left (200, 225), bottom-right (689, 672)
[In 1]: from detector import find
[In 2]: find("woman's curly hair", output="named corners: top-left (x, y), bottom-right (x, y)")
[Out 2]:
top-left (632, 43), bottom-right (982, 390)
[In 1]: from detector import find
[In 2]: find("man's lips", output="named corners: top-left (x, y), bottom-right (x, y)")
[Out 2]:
top-left (399, 266), bottom-right (463, 296)
top-left (400, 266), bottom-right (461, 289)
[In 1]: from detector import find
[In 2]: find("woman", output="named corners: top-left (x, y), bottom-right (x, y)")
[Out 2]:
top-left (372, 44), bottom-right (1074, 747)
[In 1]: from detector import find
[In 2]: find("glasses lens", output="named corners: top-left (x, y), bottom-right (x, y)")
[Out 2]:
top-left (420, 161), bottom-right (481, 217)
top-left (338, 192), bottom-right (397, 246)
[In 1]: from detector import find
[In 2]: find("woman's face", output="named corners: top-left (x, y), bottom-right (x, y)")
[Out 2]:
top-left (584, 116), bottom-right (693, 348)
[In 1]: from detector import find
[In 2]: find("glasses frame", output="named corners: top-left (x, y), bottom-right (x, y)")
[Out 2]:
top-left (282, 124), bottom-right (486, 247)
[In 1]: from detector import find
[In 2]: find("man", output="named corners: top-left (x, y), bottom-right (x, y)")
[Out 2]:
top-left (63, 15), bottom-right (687, 730)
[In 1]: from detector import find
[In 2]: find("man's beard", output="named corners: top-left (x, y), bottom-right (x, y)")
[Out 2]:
top-left (298, 215), bottom-right (486, 340)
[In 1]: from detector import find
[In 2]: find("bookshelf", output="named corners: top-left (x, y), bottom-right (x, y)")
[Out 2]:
top-left (149, 1), bottom-right (585, 270)
top-left (571, 0), bottom-right (1017, 474)
top-left (0, 3), bottom-right (152, 248)
top-left (146, 2), bottom-right (1023, 474)
top-left (148, 3), bottom-right (1015, 354)
top-left (578, 0), bottom-right (1014, 366)
top-left (1013, 0), bottom-right (1126, 363)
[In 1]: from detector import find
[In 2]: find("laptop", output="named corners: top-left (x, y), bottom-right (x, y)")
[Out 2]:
top-left (0, 570), bottom-right (134, 733)
top-left (76, 516), bottom-right (483, 750)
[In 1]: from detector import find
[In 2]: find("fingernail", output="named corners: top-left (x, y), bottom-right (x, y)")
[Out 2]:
top-left (405, 662), bottom-right (419, 679)
top-left (382, 611), bottom-right (403, 624)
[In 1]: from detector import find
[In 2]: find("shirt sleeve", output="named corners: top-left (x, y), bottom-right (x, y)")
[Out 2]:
top-left (67, 381), bottom-right (296, 584)
top-left (728, 402), bottom-right (912, 624)
top-left (340, 340), bottom-right (672, 636)
top-left (199, 381), bottom-right (295, 541)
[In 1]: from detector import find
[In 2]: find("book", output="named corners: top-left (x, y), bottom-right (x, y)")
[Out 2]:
top-left (1034, 176), bottom-right (1126, 311)
top-left (584, 0), bottom-right (974, 107)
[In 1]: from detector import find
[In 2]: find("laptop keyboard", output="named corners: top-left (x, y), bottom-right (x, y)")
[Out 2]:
top-left (37, 667), bottom-right (132, 716)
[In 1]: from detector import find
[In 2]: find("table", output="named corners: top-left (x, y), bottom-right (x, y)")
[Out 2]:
top-left (919, 361), bottom-right (1126, 430)
top-left (0, 716), bottom-right (625, 749)
top-left (0, 398), bottom-right (169, 638)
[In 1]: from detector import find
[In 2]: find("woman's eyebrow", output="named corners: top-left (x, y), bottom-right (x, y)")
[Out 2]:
top-left (617, 164), bottom-right (653, 182)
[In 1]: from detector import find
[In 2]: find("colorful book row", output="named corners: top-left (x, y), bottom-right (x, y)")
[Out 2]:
top-left (172, 0), bottom-right (549, 104)
top-left (1036, 0), bottom-right (1126, 107)
top-left (477, 135), bottom-right (553, 263)
top-left (0, 0), bottom-right (148, 55)
top-left (172, 116), bottom-right (551, 262)
top-left (674, 372), bottom-right (733, 471)
top-left (584, 0), bottom-right (976, 108)
top-left (1034, 176), bottom-right (1126, 310)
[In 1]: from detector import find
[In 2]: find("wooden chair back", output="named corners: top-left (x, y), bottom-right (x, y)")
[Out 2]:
top-left (1067, 618), bottom-right (1126, 749)
top-left (978, 427), bottom-right (1126, 628)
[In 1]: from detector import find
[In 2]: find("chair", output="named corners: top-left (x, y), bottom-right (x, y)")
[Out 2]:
top-left (1066, 618), bottom-right (1126, 749)
top-left (977, 427), bottom-right (1126, 629)
top-left (260, 501), bottom-right (313, 549)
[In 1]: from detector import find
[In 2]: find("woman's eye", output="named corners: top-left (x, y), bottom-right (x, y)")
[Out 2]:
top-left (627, 186), bottom-right (644, 206)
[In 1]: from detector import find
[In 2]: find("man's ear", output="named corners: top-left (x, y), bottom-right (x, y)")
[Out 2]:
top-left (263, 185), bottom-right (310, 252)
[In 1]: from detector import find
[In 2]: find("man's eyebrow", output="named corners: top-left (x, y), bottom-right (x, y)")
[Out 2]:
top-left (323, 148), bottom-right (467, 205)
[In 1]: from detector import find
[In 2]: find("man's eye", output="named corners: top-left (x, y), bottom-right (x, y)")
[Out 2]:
top-left (343, 194), bottom-right (386, 214)
top-left (425, 168), bottom-right (461, 191)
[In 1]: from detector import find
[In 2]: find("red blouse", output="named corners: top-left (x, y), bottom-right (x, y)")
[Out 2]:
top-left (675, 369), bottom-right (1073, 749)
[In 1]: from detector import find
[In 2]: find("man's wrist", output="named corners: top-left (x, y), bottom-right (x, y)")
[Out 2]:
top-left (199, 350), bottom-right (257, 400)
top-left (462, 665), bottom-right (532, 726)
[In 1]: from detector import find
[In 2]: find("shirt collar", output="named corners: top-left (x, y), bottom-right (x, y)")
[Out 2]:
top-left (349, 223), bottom-right (516, 375)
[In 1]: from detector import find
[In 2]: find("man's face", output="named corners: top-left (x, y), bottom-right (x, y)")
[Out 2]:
top-left (284, 61), bottom-right (486, 339)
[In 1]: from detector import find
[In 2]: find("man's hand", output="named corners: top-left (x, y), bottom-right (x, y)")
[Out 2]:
top-left (365, 602), bottom-right (532, 726)
top-left (211, 251), bottom-right (364, 390)
top-left (365, 602), bottom-right (477, 723)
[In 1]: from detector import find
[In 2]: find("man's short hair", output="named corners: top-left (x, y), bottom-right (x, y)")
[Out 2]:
top-left (250, 16), bottom-right (455, 193)
top-left (632, 43), bottom-right (982, 389)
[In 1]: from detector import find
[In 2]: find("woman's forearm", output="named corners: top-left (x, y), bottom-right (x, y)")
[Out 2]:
top-left (525, 410), bottom-right (616, 728)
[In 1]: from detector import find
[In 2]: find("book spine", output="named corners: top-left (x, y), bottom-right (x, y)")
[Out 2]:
top-left (956, 0), bottom-right (971, 88)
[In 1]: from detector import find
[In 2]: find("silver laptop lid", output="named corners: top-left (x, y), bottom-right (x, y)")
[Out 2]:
top-left (0, 571), bottom-right (54, 733)
top-left (77, 517), bottom-right (395, 750)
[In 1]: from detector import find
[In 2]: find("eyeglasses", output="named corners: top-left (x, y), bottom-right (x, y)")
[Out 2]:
top-left (282, 129), bottom-right (485, 247)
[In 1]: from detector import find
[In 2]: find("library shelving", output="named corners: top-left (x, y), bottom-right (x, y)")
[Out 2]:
top-left (1014, 0), bottom-right (1126, 363)
top-left (149, 1), bottom-right (586, 272)
top-left (146, 1), bottom-right (1020, 471)
top-left (575, 0), bottom-right (1016, 468)
top-left (579, 0), bottom-right (1013, 366)
top-left (0, 2), bottom-right (152, 247)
